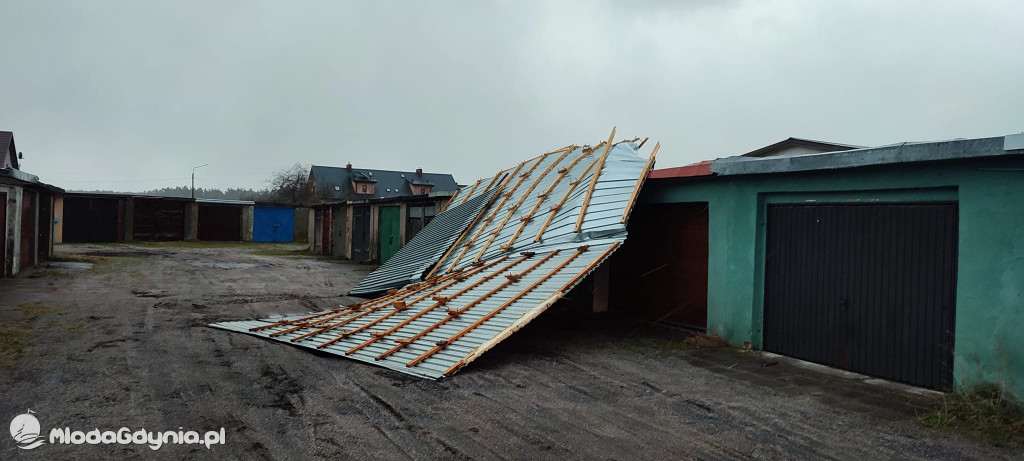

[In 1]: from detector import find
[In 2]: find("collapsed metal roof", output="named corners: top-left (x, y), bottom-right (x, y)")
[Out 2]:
top-left (212, 129), bottom-right (659, 378)
top-left (347, 192), bottom-right (493, 297)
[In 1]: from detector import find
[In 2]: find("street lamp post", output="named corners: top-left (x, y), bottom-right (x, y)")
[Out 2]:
top-left (192, 164), bottom-right (209, 199)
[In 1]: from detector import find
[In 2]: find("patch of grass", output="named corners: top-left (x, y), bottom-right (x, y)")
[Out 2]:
top-left (0, 303), bottom-right (65, 369)
top-left (919, 384), bottom-right (1024, 447)
top-left (20, 269), bottom-right (74, 279)
top-left (64, 324), bottom-right (87, 334)
top-left (251, 247), bottom-right (316, 257)
top-left (0, 326), bottom-right (30, 368)
top-left (683, 333), bottom-right (730, 349)
top-left (88, 256), bottom-right (155, 275)
top-left (48, 253), bottom-right (107, 264)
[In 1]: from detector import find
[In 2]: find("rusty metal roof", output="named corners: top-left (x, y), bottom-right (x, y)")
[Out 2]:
top-left (212, 129), bottom-right (659, 378)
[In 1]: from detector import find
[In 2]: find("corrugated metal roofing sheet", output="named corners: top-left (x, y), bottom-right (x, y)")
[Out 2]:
top-left (348, 192), bottom-right (495, 297)
top-left (213, 130), bottom-right (659, 378)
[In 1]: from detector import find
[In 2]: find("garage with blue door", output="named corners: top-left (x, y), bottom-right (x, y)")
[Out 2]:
top-left (253, 206), bottom-right (295, 242)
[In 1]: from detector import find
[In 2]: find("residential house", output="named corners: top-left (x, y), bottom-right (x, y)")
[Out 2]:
top-left (306, 164), bottom-right (459, 263)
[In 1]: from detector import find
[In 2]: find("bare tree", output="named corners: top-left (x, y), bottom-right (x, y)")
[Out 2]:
top-left (267, 163), bottom-right (310, 204)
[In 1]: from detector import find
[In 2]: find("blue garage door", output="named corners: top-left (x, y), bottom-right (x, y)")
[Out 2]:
top-left (254, 206), bottom-right (295, 242)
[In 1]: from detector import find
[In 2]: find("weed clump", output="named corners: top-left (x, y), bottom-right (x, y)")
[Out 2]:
top-left (919, 383), bottom-right (1024, 447)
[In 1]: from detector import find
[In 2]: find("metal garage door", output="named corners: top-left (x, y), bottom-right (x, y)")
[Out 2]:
top-left (64, 196), bottom-right (120, 242)
top-left (254, 206), bottom-right (295, 243)
top-left (351, 206), bottom-right (371, 262)
top-left (763, 202), bottom-right (958, 390)
top-left (198, 205), bottom-right (242, 241)
top-left (1, 192), bottom-right (6, 277)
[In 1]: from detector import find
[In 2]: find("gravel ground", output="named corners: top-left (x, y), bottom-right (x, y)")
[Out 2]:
top-left (0, 243), bottom-right (1015, 460)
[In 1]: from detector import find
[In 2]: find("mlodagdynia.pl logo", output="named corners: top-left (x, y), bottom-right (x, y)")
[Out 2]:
top-left (9, 409), bottom-right (225, 451)
top-left (10, 409), bottom-right (45, 449)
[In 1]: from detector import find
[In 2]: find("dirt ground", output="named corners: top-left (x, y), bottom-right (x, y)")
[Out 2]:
top-left (0, 243), bottom-right (1016, 460)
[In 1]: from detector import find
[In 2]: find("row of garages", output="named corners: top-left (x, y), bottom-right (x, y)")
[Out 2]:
top-left (606, 134), bottom-right (1023, 395)
top-left (1, 170), bottom-right (60, 278)
top-left (308, 194), bottom-right (451, 263)
top-left (59, 193), bottom-right (301, 243)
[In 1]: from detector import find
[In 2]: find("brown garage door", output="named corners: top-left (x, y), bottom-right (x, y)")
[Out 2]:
top-left (1, 191), bottom-right (6, 277)
top-left (763, 202), bottom-right (958, 390)
top-left (20, 191), bottom-right (35, 270)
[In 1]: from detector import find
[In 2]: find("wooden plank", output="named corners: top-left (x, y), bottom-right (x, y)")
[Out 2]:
top-left (342, 255), bottom-right (518, 354)
top-left (299, 265), bottom-right (478, 345)
top-left (248, 307), bottom-right (346, 331)
top-left (574, 127), bottom-right (616, 233)
top-left (443, 243), bottom-right (620, 376)
top-left (459, 178), bottom-right (484, 205)
top-left (556, 242), bottom-right (620, 294)
top-left (442, 155), bottom-right (545, 272)
top-left (505, 146), bottom-right (600, 249)
top-left (310, 257), bottom-right (506, 348)
top-left (532, 156), bottom-right (600, 242)
top-left (620, 141), bottom-right (660, 224)
top-left (470, 149), bottom-right (571, 262)
top-left (437, 189), bottom-right (460, 214)
top-left (275, 269), bottom-right (466, 339)
top-left (423, 173), bottom-right (511, 280)
top-left (376, 251), bottom-right (557, 361)
top-left (408, 247), bottom-right (586, 367)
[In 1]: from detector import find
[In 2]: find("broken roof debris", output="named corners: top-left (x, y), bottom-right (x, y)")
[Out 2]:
top-left (212, 128), bottom-right (659, 378)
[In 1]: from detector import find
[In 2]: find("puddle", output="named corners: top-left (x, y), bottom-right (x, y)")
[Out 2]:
top-left (46, 262), bottom-right (95, 271)
top-left (189, 262), bottom-right (271, 269)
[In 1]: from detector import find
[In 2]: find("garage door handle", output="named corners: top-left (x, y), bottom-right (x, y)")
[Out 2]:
top-left (840, 297), bottom-right (849, 311)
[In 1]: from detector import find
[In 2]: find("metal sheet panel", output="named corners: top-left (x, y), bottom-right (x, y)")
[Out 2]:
top-left (211, 242), bottom-right (620, 379)
top-left (348, 193), bottom-right (492, 297)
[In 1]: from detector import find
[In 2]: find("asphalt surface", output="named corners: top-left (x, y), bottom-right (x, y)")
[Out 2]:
top-left (0, 243), bottom-right (1015, 460)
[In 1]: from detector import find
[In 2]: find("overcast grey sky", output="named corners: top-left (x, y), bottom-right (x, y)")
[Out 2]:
top-left (1, 0), bottom-right (1022, 192)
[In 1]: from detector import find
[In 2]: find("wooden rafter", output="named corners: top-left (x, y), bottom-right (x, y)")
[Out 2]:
top-left (574, 127), bottom-right (616, 233)
top-left (441, 242), bottom-right (617, 376)
top-left (423, 180), bottom-right (508, 281)
top-left (342, 255), bottom-right (516, 354)
top-left (372, 253), bottom-right (547, 359)
top-left (442, 154), bottom-right (547, 272)
top-left (458, 178), bottom-right (484, 205)
top-left (504, 146), bottom-right (600, 249)
top-left (398, 251), bottom-right (560, 366)
top-left (437, 189), bottom-right (460, 214)
top-left (310, 256), bottom-right (508, 348)
top-left (471, 147), bottom-right (574, 261)
top-left (620, 142), bottom-right (660, 224)
top-left (248, 307), bottom-right (348, 332)
top-left (274, 269), bottom-right (465, 340)
top-left (408, 247), bottom-right (587, 367)
top-left (532, 156), bottom-right (601, 242)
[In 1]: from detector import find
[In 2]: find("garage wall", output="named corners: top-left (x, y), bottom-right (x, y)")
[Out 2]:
top-left (641, 155), bottom-right (1024, 395)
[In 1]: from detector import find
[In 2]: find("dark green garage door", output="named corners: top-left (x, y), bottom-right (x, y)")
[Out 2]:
top-left (763, 202), bottom-right (958, 390)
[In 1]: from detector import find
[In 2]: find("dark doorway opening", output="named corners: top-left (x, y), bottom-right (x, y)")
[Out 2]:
top-left (609, 202), bottom-right (709, 330)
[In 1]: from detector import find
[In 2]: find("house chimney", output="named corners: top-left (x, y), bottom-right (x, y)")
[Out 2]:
top-left (346, 163), bottom-right (353, 171)
top-left (416, 168), bottom-right (423, 175)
